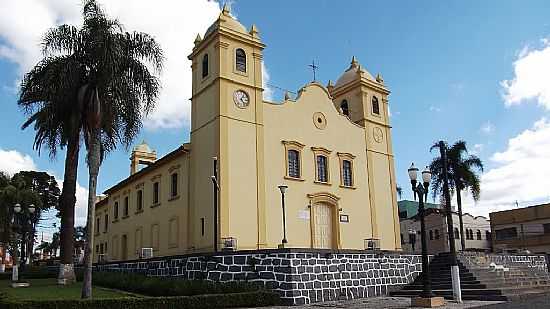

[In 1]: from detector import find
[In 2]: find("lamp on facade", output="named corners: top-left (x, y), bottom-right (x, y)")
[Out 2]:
top-left (278, 185), bottom-right (288, 248)
top-left (408, 163), bottom-right (437, 302)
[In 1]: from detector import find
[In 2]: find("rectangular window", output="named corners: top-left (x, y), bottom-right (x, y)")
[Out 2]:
top-left (171, 173), bottom-right (178, 197)
top-left (288, 150), bottom-right (300, 178)
top-left (95, 217), bottom-right (100, 234)
top-left (114, 202), bottom-right (119, 220)
top-left (137, 190), bottom-right (143, 211)
top-left (435, 229), bottom-right (440, 240)
top-left (201, 218), bottom-right (205, 236)
top-left (99, 243), bottom-right (104, 254)
top-left (153, 182), bottom-right (160, 204)
top-left (104, 242), bottom-right (107, 253)
top-left (123, 196), bottom-right (129, 217)
top-left (544, 223), bottom-right (550, 234)
top-left (342, 160), bottom-right (353, 187)
top-left (95, 244), bottom-right (99, 253)
top-left (495, 227), bottom-right (518, 240)
top-left (104, 213), bottom-right (108, 232)
top-left (316, 155), bottom-right (328, 182)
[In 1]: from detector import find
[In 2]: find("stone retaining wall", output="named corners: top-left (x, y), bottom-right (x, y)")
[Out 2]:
top-left (95, 249), bottom-right (423, 305)
top-left (459, 252), bottom-right (548, 272)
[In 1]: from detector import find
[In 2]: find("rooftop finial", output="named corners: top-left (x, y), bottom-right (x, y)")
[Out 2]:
top-left (284, 91), bottom-right (291, 101)
top-left (222, 2), bottom-right (230, 15)
top-left (376, 73), bottom-right (384, 83)
top-left (249, 24), bottom-right (259, 37)
top-left (351, 56), bottom-right (358, 67)
top-left (194, 33), bottom-right (202, 45)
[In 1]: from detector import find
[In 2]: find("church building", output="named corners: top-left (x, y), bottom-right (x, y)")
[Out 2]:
top-left (93, 5), bottom-right (401, 262)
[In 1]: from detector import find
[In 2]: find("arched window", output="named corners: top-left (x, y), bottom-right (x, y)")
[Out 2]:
top-left (316, 155), bottom-right (328, 182)
top-left (476, 230), bottom-right (482, 240)
top-left (287, 150), bottom-right (300, 178)
top-left (236, 48), bottom-right (246, 72)
top-left (202, 54), bottom-right (209, 78)
top-left (341, 100), bottom-right (349, 117)
top-left (372, 96), bottom-right (380, 115)
top-left (485, 231), bottom-right (491, 241)
top-left (454, 228), bottom-right (460, 239)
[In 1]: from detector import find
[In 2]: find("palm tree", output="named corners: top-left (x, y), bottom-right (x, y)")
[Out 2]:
top-left (429, 140), bottom-right (483, 251)
top-left (19, 0), bottom-right (162, 289)
top-left (19, 14), bottom-right (87, 285)
top-left (42, 1), bottom-right (162, 298)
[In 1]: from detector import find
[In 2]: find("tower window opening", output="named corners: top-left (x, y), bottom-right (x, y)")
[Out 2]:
top-left (372, 96), bottom-right (380, 115)
top-left (341, 100), bottom-right (349, 117)
top-left (202, 54), bottom-right (209, 78)
top-left (236, 48), bottom-right (246, 72)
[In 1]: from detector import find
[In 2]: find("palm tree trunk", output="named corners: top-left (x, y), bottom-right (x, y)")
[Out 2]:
top-left (81, 128), bottom-right (101, 299)
top-left (456, 188), bottom-right (466, 251)
top-left (58, 131), bottom-right (80, 285)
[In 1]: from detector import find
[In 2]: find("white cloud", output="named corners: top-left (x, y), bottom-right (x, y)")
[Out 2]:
top-left (480, 121), bottom-right (495, 134)
top-left (0, 0), bottom-right (222, 130)
top-left (0, 149), bottom-right (37, 175)
top-left (429, 105), bottom-right (441, 112)
top-left (463, 118), bottom-right (550, 217)
top-left (501, 39), bottom-right (550, 109)
top-left (262, 61), bottom-right (274, 101)
top-left (471, 143), bottom-right (484, 155)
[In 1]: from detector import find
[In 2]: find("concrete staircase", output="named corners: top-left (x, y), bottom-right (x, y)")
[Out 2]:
top-left (390, 252), bottom-right (550, 301)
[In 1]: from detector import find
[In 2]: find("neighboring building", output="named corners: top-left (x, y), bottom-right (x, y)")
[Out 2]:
top-left (400, 206), bottom-right (491, 254)
top-left (490, 203), bottom-right (550, 254)
top-left (398, 200), bottom-right (441, 219)
top-left (93, 6), bottom-right (401, 262)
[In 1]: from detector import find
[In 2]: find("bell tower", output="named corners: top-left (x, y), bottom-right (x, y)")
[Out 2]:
top-left (330, 57), bottom-right (401, 250)
top-left (187, 5), bottom-right (267, 251)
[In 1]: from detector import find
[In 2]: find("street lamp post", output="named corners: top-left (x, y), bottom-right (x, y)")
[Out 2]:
top-left (12, 203), bottom-right (35, 282)
top-left (408, 163), bottom-right (435, 299)
top-left (278, 185), bottom-right (288, 247)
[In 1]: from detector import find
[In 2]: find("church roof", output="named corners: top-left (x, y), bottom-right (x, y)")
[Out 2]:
top-left (204, 4), bottom-right (247, 38)
top-left (334, 56), bottom-right (375, 88)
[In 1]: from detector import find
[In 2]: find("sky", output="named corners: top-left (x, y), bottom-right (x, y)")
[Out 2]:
top-left (1, 0), bottom-right (550, 241)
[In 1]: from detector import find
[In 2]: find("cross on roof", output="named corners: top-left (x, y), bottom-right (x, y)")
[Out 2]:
top-left (308, 60), bottom-right (319, 81)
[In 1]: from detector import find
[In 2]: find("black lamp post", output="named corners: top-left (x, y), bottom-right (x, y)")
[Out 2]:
top-left (211, 157), bottom-right (219, 252)
top-left (408, 163), bottom-right (434, 298)
top-left (12, 203), bottom-right (36, 279)
top-left (278, 185), bottom-right (288, 247)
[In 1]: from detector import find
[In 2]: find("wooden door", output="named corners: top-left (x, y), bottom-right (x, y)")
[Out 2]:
top-left (313, 203), bottom-right (334, 249)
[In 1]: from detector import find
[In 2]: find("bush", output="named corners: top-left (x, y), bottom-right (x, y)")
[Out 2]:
top-left (0, 291), bottom-right (281, 309)
top-left (91, 272), bottom-right (263, 297)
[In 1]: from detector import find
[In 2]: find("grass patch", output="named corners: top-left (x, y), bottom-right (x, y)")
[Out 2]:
top-left (0, 278), bottom-right (139, 301)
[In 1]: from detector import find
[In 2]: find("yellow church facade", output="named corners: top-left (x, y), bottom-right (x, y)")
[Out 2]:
top-left (93, 7), bottom-right (401, 262)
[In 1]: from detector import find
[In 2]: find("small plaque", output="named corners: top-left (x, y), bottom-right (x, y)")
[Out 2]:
top-left (340, 214), bottom-right (349, 223)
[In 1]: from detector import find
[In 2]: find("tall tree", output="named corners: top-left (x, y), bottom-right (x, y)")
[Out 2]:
top-left (429, 140), bottom-right (483, 251)
top-left (13, 171), bottom-right (60, 263)
top-left (46, 0), bottom-right (162, 298)
top-left (19, 12), bottom-right (86, 284)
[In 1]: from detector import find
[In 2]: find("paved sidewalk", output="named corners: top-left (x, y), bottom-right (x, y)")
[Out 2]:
top-left (252, 297), bottom-right (502, 308)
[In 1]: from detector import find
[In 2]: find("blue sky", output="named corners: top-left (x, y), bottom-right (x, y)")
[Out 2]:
top-left (1, 0), bottom-right (550, 237)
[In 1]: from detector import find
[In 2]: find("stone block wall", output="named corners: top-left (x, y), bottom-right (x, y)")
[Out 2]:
top-left (95, 249), bottom-right (422, 305)
top-left (459, 252), bottom-right (548, 272)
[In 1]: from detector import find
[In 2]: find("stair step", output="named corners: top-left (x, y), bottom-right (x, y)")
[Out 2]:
top-left (404, 283), bottom-right (486, 290)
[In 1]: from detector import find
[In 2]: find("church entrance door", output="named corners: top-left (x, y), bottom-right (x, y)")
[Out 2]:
top-left (312, 203), bottom-right (334, 249)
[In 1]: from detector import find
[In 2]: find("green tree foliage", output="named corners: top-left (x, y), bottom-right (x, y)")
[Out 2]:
top-left (429, 140), bottom-right (483, 250)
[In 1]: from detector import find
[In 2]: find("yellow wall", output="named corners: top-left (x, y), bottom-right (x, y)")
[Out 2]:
top-left (93, 8), bottom-right (402, 262)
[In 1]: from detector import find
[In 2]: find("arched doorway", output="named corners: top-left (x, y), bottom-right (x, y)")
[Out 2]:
top-left (307, 192), bottom-right (340, 249)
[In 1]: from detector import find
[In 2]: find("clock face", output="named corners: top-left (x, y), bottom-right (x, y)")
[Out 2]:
top-left (233, 90), bottom-right (250, 108)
